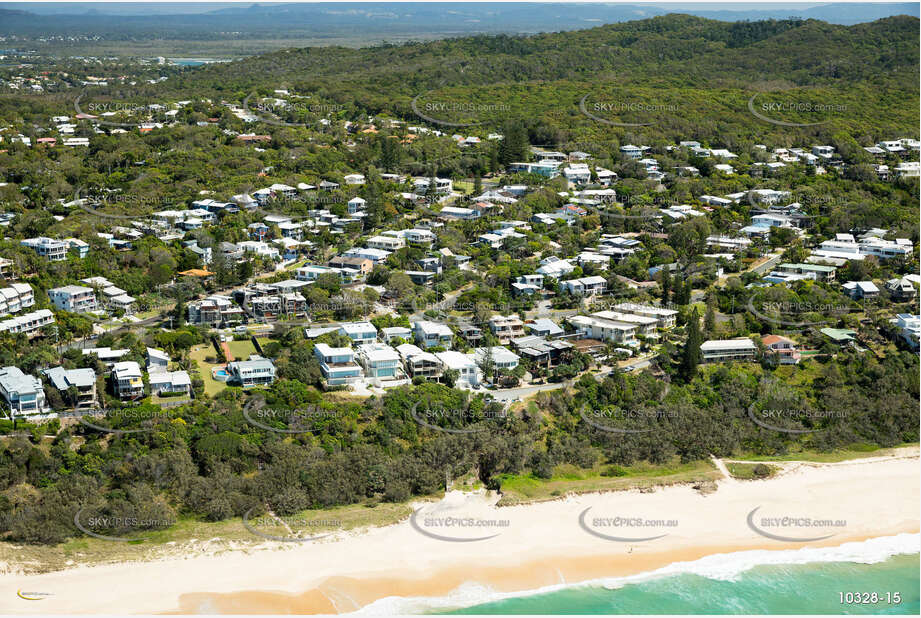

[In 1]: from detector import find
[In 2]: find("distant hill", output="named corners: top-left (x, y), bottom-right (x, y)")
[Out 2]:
top-left (0, 2), bottom-right (917, 44)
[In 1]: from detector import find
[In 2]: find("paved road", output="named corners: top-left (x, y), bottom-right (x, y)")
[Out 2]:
top-left (487, 380), bottom-right (572, 402)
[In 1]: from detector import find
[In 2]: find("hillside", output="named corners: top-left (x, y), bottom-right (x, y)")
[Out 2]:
top-left (148, 14), bottom-right (920, 145)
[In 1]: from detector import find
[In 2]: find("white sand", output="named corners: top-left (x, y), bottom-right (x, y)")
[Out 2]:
top-left (3, 448), bottom-right (918, 614)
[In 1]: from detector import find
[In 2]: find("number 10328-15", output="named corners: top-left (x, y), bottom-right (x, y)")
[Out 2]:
top-left (839, 592), bottom-right (901, 604)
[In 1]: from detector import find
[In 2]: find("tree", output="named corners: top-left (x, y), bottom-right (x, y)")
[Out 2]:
top-left (661, 268), bottom-right (672, 305)
top-left (704, 295), bottom-right (716, 335)
top-left (679, 308), bottom-right (702, 383)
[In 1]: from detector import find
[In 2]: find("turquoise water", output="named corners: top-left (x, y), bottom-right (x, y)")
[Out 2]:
top-left (440, 553), bottom-right (919, 615)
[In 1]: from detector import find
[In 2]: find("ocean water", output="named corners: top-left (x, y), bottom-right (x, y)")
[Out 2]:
top-left (444, 554), bottom-right (919, 614)
top-left (351, 534), bottom-right (920, 615)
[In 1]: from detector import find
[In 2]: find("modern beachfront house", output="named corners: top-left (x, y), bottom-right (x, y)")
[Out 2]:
top-left (226, 355), bottom-right (277, 388)
top-left (314, 343), bottom-right (363, 386)
top-left (0, 366), bottom-right (48, 417)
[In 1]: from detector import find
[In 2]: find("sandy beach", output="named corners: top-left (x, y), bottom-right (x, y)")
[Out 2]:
top-left (3, 448), bottom-right (918, 614)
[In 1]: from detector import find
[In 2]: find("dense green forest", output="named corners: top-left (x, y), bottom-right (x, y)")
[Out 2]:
top-left (0, 348), bottom-right (917, 544)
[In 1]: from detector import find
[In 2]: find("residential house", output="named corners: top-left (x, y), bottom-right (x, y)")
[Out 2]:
top-left (473, 346), bottom-right (520, 372)
top-left (148, 370), bottom-right (192, 397)
top-left (396, 343), bottom-right (443, 380)
top-left (593, 310), bottom-right (658, 338)
top-left (777, 263), bottom-right (836, 282)
top-left (886, 277), bottom-right (917, 302)
top-left (112, 361), bottom-right (145, 400)
top-left (843, 281), bottom-right (880, 300)
top-left (329, 256), bottom-right (373, 278)
top-left (381, 326), bottom-right (412, 344)
top-left (21, 237), bottom-right (68, 261)
top-left (0, 366), bottom-right (47, 417)
top-left (413, 320), bottom-right (454, 349)
top-left (610, 303), bottom-right (678, 329)
top-left (187, 295), bottom-right (244, 326)
top-left (338, 321), bottom-right (378, 344)
top-left (0, 283), bottom-right (35, 315)
top-left (226, 355), bottom-right (277, 387)
top-left (42, 366), bottom-right (97, 411)
top-left (761, 334), bottom-right (801, 365)
top-left (434, 350), bottom-right (479, 387)
top-left (314, 343), bottom-right (363, 386)
top-left (511, 335), bottom-right (573, 368)
top-left (366, 235), bottom-right (405, 251)
top-left (890, 314), bottom-right (920, 350)
top-left (561, 275), bottom-right (607, 297)
top-left (146, 347), bottom-right (170, 373)
top-left (0, 309), bottom-right (54, 337)
top-left (568, 315), bottom-right (638, 346)
top-left (357, 343), bottom-right (403, 380)
top-left (522, 318), bottom-right (563, 339)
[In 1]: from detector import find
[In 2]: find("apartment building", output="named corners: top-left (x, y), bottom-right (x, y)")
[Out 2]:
top-left (0, 309), bottom-right (55, 336)
top-left (488, 314), bottom-right (525, 344)
top-left (48, 285), bottom-right (98, 313)
top-left (0, 283), bottom-right (35, 315)
top-left (187, 295), bottom-right (245, 326)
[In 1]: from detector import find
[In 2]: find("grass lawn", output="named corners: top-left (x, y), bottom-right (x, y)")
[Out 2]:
top-left (189, 343), bottom-right (225, 397)
top-left (726, 461), bottom-right (778, 480)
top-left (735, 443), bottom-right (917, 463)
top-left (453, 180), bottom-right (475, 194)
top-left (496, 458), bottom-right (721, 506)
top-left (225, 339), bottom-right (258, 361)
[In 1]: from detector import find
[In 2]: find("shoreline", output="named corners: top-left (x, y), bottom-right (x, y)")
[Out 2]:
top-left (3, 449), bottom-right (918, 615)
top-left (170, 532), bottom-right (920, 615)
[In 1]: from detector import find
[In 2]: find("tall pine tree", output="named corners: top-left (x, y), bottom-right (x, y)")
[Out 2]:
top-left (679, 308), bottom-right (702, 383)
